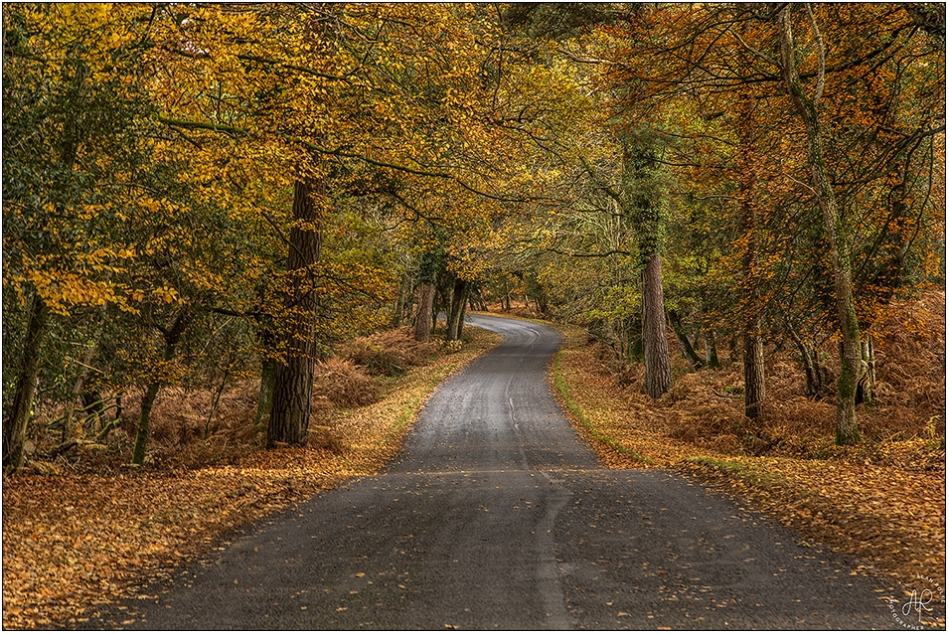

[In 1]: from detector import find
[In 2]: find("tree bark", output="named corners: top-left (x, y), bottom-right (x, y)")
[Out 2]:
top-left (669, 310), bottom-right (703, 369)
top-left (268, 178), bottom-right (324, 448)
top-left (624, 138), bottom-right (672, 399)
top-left (743, 336), bottom-right (766, 420)
top-left (413, 282), bottom-right (435, 343)
top-left (131, 382), bottom-right (160, 465)
top-left (642, 255), bottom-right (672, 398)
top-left (391, 269), bottom-right (412, 328)
top-left (704, 332), bottom-right (720, 368)
top-left (857, 338), bottom-right (875, 405)
top-left (780, 6), bottom-right (861, 444)
top-left (253, 357), bottom-right (278, 430)
top-left (446, 278), bottom-right (468, 341)
top-left (3, 295), bottom-right (49, 469)
top-left (61, 345), bottom-right (97, 441)
top-left (737, 84), bottom-right (767, 422)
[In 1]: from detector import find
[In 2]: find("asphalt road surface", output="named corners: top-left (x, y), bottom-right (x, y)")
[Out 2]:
top-left (98, 314), bottom-right (901, 630)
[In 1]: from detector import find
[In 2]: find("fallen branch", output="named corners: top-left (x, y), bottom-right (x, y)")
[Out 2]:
top-left (95, 418), bottom-right (122, 443)
top-left (43, 440), bottom-right (78, 459)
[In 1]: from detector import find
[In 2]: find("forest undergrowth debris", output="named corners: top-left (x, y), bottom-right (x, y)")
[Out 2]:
top-left (2, 326), bottom-right (499, 630)
top-left (551, 290), bottom-right (946, 592)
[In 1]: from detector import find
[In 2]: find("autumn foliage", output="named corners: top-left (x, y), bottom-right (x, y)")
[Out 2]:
top-left (2, 1), bottom-right (945, 629)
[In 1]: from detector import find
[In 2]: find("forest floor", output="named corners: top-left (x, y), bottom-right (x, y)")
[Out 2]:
top-left (1, 326), bottom-right (500, 630)
top-left (542, 290), bottom-right (946, 611)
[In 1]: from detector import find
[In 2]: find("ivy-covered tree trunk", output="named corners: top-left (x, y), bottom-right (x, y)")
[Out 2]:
top-left (2, 295), bottom-right (48, 469)
top-left (780, 6), bottom-right (860, 444)
top-left (623, 138), bottom-right (671, 399)
top-left (268, 178), bottom-right (323, 448)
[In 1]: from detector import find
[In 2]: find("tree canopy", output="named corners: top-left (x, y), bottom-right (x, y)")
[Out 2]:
top-left (3, 2), bottom-right (944, 468)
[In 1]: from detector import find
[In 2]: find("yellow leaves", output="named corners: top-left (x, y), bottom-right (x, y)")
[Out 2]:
top-left (152, 285), bottom-right (179, 305)
top-left (22, 269), bottom-right (128, 316)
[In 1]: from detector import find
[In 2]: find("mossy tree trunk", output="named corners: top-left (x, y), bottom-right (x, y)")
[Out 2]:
top-left (131, 309), bottom-right (189, 465)
top-left (622, 138), bottom-right (672, 399)
top-left (3, 295), bottom-right (49, 469)
top-left (780, 5), bottom-right (860, 444)
top-left (446, 278), bottom-right (468, 341)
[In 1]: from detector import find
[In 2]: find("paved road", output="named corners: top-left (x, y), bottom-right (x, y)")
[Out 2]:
top-left (99, 315), bottom-right (900, 629)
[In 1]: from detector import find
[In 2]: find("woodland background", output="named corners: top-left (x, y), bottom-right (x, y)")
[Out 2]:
top-left (1, 3), bottom-right (945, 628)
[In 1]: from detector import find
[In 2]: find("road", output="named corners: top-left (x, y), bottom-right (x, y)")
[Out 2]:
top-left (99, 314), bottom-right (898, 629)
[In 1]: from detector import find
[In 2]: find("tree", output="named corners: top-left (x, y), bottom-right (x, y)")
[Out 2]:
top-left (266, 178), bottom-right (325, 446)
top-left (2, 4), bottom-right (155, 466)
top-left (622, 136), bottom-right (672, 398)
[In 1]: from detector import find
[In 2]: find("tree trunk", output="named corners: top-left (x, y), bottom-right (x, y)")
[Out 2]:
top-left (669, 310), bottom-right (703, 369)
top-left (131, 311), bottom-right (188, 465)
top-left (446, 278), bottom-right (468, 341)
top-left (391, 270), bottom-right (412, 328)
top-left (743, 335), bottom-right (766, 420)
top-left (642, 255), bottom-right (672, 398)
top-left (857, 338), bottom-right (875, 405)
top-left (205, 367), bottom-right (230, 438)
top-left (253, 357), bottom-right (278, 430)
top-left (780, 7), bottom-right (860, 444)
top-left (624, 138), bottom-right (672, 399)
top-left (80, 390), bottom-right (105, 435)
top-left (413, 282), bottom-right (435, 343)
top-left (791, 332), bottom-right (829, 399)
top-left (62, 345), bottom-right (97, 442)
top-left (456, 289), bottom-right (468, 339)
top-left (131, 382), bottom-right (160, 465)
top-left (736, 73), bottom-right (767, 422)
top-left (268, 178), bottom-right (323, 448)
top-left (704, 333), bottom-right (720, 368)
top-left (3, 295), bottom-right (49, 469)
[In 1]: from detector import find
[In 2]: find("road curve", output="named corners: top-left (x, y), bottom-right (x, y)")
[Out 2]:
top-left (96, 314), bottom-right (898, 629)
